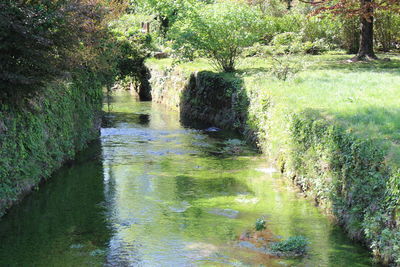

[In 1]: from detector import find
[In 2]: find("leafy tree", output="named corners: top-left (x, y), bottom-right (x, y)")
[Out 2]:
top-left (170, 1), bottom-right (263, 72)
top-left (130, 0), bottom-right (205, 36)
top-left (109, 14), bottom-right (154, 82)
top-left (0, 0), bottom-right (120, 99)
top-left (302, 0), bottom-right (400, 60)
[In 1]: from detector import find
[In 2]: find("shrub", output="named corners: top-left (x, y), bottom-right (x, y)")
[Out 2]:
top-left (169, 2), bottom-right (263, 72)
top-left (255, 217), bottom-right (267, 231)
top-left (261, 14), bottom-right (303, 44)
top-left (375, 10), bottom-right (400, 52)
top-left (340, 16), bottom-right (360, 54)
top-left (109, 14), bottom-right (155, 80)
top-left (242, 43), bottom-right (274, 58)
top-left (270, 236), bottom-right (309, 256)
top-left (301, 15), bottom-right (341, 47)
top-left (270, 54), bottom-right (304, 81)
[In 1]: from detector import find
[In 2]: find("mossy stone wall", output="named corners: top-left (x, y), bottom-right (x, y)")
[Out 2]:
top-left (0, 74), bottom-right (103, 217)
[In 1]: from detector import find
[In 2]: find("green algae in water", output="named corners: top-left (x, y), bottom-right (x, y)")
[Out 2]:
top-left (0, 92), bottom-right (374, 266)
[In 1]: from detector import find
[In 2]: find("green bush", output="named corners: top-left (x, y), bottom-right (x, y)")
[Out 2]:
top-left (255, 217), bottom-right (267, 231)
top-left (169, 2), bottom-right (263, 72)
top-left (340, 16), bottom-right (360, 54)
top-left (270, 55), bottom-right (304, 81)
top-left (242, 43), bottom-right (274, 58)
top-left (375, 11), bottom-right (400, 52)
top-left (270, 236), bottom-right (309, 255)
top-left (301, 16), bottom-right (341, 47)
top-left (109, 14), bottom-right (155, 81)
top-left (261, 14), bottom-right (303, 44)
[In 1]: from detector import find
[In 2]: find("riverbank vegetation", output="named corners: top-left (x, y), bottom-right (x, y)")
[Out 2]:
top-left (147, 52), bottom-right (400, 265)
top-left (134, 0), bottom-right (400, 263)
top-left (1, 0), bottom-right (400, 265)
top-left (0, 0), bottom-right (134, 216)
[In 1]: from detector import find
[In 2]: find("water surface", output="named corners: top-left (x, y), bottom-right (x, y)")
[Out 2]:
top-left (0, 92), bottom-right (374, 266)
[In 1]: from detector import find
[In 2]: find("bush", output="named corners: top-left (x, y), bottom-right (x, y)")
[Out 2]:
top-left (255, 217), bottom-right (267, 231)
top-left (242, 43), bottom-right (274, 58)
top-left (270, 54), bottom-right (304, 81)
top-left (270, 236), bottom-right (309, 256)
top-left (261, 14), bottom-right (303, 44)
top-left (375, 11), bottom-right (400, 52)
top-left (340, 16), bottom-right (360, 54)
top-left (169, 2), bottom-right (263, 72)
top-left (109, 14), bottom-right (155, 80)
top-left (301, 16), bottom-right (341, 47)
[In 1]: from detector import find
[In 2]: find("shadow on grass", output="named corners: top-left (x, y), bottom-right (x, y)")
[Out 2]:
top-left (312, 57), bottom-right (400, 74)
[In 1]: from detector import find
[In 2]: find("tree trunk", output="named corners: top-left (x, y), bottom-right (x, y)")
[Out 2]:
top-left (355, 0), bottom-right (378, 60)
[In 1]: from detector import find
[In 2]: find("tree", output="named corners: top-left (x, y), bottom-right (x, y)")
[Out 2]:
top-left (0, 0), bottom-right (121, 98)
top-left (131, 0), bottom-right (206, 36)
top-left (303, 0), bottom-right (400, 60)
top-left (170, 1), bottom-right (263, 72)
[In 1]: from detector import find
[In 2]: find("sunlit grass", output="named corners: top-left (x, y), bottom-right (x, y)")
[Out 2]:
top-left (147, 52), bottom-right (400, 165)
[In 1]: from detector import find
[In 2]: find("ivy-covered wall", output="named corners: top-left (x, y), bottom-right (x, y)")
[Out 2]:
top-left (0, 73), bottom-right (103, 217)
top-left (147, 64), bottom-right (400, 266)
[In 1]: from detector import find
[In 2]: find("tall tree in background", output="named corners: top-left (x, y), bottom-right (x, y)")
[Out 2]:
top-left (304, 0), bottom-right (400, 60)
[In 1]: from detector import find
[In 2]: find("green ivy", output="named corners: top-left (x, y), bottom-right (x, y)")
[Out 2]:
top-left (0, 71), bottom-right (103, 217)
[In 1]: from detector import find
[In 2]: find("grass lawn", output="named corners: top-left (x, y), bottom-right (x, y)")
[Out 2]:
top-left (147, 52), bottom-right (400, 166)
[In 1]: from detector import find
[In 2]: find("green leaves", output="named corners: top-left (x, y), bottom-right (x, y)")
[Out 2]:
top-left (270, 236), bottom-right (309, 255)
top-left (169, 2), bottom-right (263, 72)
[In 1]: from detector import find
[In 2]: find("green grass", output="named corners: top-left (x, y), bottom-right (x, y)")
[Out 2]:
top-left (147, 52), bottom-right (400, 166)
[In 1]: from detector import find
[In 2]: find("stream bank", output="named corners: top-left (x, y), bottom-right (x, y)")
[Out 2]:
top-left (0, 75), bottom-right (103, 217)
top-left (0, 92), bottom-right (373, 266)
top-left (147, 60), bottom-right (400, 265)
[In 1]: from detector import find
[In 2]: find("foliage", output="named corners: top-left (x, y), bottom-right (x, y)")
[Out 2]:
top-left (169, 1), bottom-right (263, 72)
top-left (147, 53), bottom-right (400, 265)
top-left (130, 0), bottom-right (204, 36)
top-left (339, 16), bottom-right (360, 54)
top-left (0, 71), bottom-right (103, 217)
top-left (374, 10), bottom-right (400, 52)
top-left (255, 217), bottom-right (267, 231)
top-left (0, 0), bottom-right (119, 99)
top-left (270, 236), bottom-right (309, 255)
top-left (270, 54), bottom-right (303, 81)
top-left (309, 0), bottom-right (400, 17)
top-left (109, 14), bottom-right (154, 81)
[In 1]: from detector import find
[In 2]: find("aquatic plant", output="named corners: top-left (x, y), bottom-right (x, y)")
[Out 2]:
top-left (270, 236), bottom-right (309, 256)
top-left (255, 217), bottom-right (267, 231)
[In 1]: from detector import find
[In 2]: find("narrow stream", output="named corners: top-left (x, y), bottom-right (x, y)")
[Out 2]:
top-left (0, 92), bottom-right (374, 266)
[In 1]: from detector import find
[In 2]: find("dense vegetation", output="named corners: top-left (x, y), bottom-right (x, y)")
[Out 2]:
top-left (0, 0), bottom-right (127, 215)
top-left (1, 0), bottom-right (400, 265)
top-left (123, 0), bottom-right (400, 73)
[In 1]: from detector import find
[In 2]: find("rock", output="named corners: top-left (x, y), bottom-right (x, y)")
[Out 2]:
top-left (236, 241), bottom-right (269, 254)
top-left (208, 208), bottom-right (239, 219)
top-left (169, 201), bottom-right (191, 213)
top-left (154, 52), bottom-right (169, 59)
top-left (239, 230), bottom-right (251, 240)
top-left (205, 127), bottom-right (221, 132)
